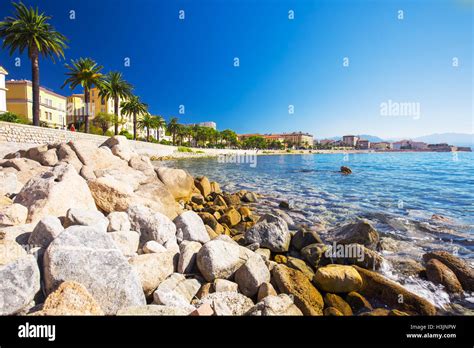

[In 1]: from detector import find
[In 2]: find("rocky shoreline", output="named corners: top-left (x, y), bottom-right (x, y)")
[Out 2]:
top-left (0, 136), bottom-right (473, 316)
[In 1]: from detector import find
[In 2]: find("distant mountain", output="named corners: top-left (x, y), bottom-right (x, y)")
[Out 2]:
top-left (413, 133), bottom-right (474, 147)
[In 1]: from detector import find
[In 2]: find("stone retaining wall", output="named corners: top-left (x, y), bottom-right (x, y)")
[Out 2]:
top-left (0, 121), bottom-right (255, 158)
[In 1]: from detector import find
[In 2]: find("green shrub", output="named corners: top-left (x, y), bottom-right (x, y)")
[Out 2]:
top-left (0, 112), bottom-right (27, 124)
top-left (195, 150), bottom-right (205, 154)
top-left (178, 146), bottom-right (193, 153)
top-left (159, 140), bottom-right (172, 145)
top-left (119, 129), bottom-right (133, 140)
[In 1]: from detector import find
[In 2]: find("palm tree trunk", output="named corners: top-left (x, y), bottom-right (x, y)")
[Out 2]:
top-left (146, 128), bottom-right (150, 142)
top-left (31, 49), bottom-right (40, 127)
top-left (114, 96), bottom-right (119, 135)
top-left (157, 127), bottom-right (160, 142)
top-left (133, 112), bottom-right (137, 140)
top-left (84, 87), bottom-right (90, 133)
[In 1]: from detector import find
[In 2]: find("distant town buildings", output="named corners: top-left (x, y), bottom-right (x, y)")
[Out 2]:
top-left (357, 139), bottom-right (370, 149)
top-left (238, 132), bottom-right (314, 148)
top-left (0, 66), bottom-right (8, 113)
top-left (392, 140), bottom-right (428, 150)
top-left (6, 80), bottom-right (67, 129)
top-left (342, 135), bottom-right (359, 147)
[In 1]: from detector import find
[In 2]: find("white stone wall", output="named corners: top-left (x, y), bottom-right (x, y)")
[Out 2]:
top-left (0, 72), bottom-right (7, 113)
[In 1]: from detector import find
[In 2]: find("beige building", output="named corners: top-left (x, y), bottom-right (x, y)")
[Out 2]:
top-left (0, 66), bottom-right (8, 113)
top-left (238, 131), bottom-right (314, 148)
top-left (342, 135), bottom-right (359, 147)
top-left (6, 80), bottom-right (67, 129)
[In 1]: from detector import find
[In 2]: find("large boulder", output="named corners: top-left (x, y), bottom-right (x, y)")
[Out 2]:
top-left (152, 273), bottom-right (201, 313)
top-left (0, 239), bottom-right (28, 265)
top-left (174, 211), bottom-right (210, 244)
top-left (332, 220), bottom-right (380, 250)
top-left (291, 228), bottom-right (323, 251)
top-left (0, 255), bottom-right (40, 315)
top-left (353, 265), bottom-right (437, 315)
top-left (43, 225), bottom-right (146, 314)
top-left (133, 182), bottom-right (180, 219)
top-left (313, 265), bottom-right (363, 293)
top-left (178, 241), bottom-right (202, 274)
top-left (28, 216), bottom-right (64, 248)
top-left (194, 176), bottom-right (211, 197)
top-left (127, 205), bottom-right (177, 246)
top-left (87, 175), bottom-right (135, 213)
top-left (129, 155), bottom-right (156, 178)
top-left (0, 158), bottom-right (49, 187)
top-left (0, 203), bottom-right (28, 226)
top-left (196, 238), bottom-right (251, 281)
top-left (14, 164), bottom-right (97, 224)
top-left (101, 136), bottom-right (134, 161)
top-left (56, 143), bottom-right (83, 172)
top-left (128, 252), bottom-right (176, 298)
top-left (245, 214), bottom-right (291, 252)
top-left (156, 167), bottom-right (194, 200)
top-left (0, 171), bottom-right (20, 196)
top-left (40, 281), bottom-right (104, 315)
top-left (245, 294), bottom-right (303, 316)
top-left (234, 254), bottom-right (270, 297)
top-left (271, 264), bottom-right (324, 316)
top-left (324, 293), bottom-right (353, 316)
top-left (195, 291), bottom-right (254, 316)
top-left (423, 251), bottom-right (474, 292)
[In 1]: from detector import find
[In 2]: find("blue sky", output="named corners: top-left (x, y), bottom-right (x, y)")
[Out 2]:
top-left (0, 0), bottom-right (472, 139)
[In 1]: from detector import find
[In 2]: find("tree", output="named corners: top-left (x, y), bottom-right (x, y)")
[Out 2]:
top-left (92, 112), bottom-right (114, 135)
top-left (62, 57), bottom-right (103, 133)
top-left (120, 95), bottom-right (148, 140)
top-left (0, 2), bottom-right (68, 127)
top-left (221, 129), bottom-right (238, 147)
top-left (137, 113), bottom-right (157, 142)
top-left (167, 117), bottom-right (179, 145)
top-left (98, 71), bottom-right (133, 135)
top-left (0, 111), bottom-right (26, 124)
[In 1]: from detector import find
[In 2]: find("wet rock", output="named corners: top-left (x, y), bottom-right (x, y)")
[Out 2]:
top-left (345, 291), bottom-right (373, 313)
top-left (353, 265), bottom-right (437, 315)
top-left (278, 200), bottom-right (293, 210)
top-left (223, 193), bottom-right (241, 206)
top-left (195, 176), bottom-right (211, 197)
top-left (235, 254), bottom-right (271, 297)
top-left (28, 216), bottom-right (64, 248)
top-left (313, 264), bottom-right (363, 293)
top-left (340, 166), bottom-right (352, 174)
top-left (174, 210), bottom-right (210, 244)
top-left (245, 214), bottom-right (291, 252)
top-left (425, 259), bottom-right (463, 294)
top-left (272, 264), bottom-right (324, 316)
top-left (241, 192), bottom-right (258, 203)
top-left (286, 257), bottom-right (315, 281)
top-left (423, 251), bottom-right (474, 292)
top-left (44, 225), bottom-right (145, 314)
top-left (301, 243), bottom-right (328, 268)
top-left (333, 219), bottom-right (379, 250)
top-left (291, 228), bottom-right (323, 251)
top-left (324, 307), bottom-right (343, 316)
top-left (324, 293), bottom-right (353, 315)
top-left (219, 207), bottom-right (242, 227)
top-left (191, 194), bottom-right (206, 205)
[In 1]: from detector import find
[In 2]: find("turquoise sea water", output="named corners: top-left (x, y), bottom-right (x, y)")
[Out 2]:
top-left (165, 152), bottom-right (474, 260)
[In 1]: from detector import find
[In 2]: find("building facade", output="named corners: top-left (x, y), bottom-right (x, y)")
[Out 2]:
top-left (357, 139), bottom-right (370, 149)
top-left (370, 142), bottom-right (393, 150)
top-left (186, 121), bottom-right (217, 130)
top-left (238, 132), bottom-right (314, 148)
top-left (342, 135), bottom-right (359, 147)
top-left (6, 80), bottom-right (67, 129)
top-left (0, 66), bottom-right (8, 113)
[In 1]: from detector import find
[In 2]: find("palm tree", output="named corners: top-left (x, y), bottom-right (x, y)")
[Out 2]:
top-left (137, 113), bottom-right (157, 142)
top-left (62, 58), bottom-right (103, 133)
top-left (0, 2), bottom-right (68, 127)
top-left (120, 95), bottom-right (148, 140)
top-left (99, 71), bottom-right (133, 135)
top-left (167, 117), bottom-right (179, 145)
top-left (92, 112), bottom-right (114, 135)
top-left (153, 115), bottom-right (166, 142)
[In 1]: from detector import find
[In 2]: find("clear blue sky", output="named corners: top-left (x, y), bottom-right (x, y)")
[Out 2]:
top-left (0, 0), bottom-right (472, 139)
